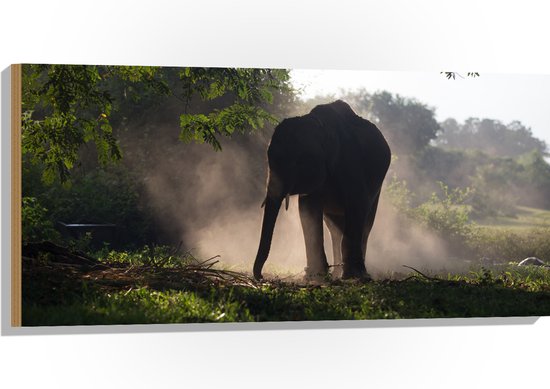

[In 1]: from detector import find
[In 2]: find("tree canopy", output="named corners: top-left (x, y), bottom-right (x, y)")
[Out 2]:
top-left (21, 65), bottom-right (291, 183)
top-left (437, 117), bottom-right (548, 158)
top-left (343, 90), bottom-right (441, 154)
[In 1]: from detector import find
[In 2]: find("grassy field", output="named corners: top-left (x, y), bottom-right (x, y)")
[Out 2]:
top-left (466, 207), bottom-right (550, 263)
top-left (476, 206), bottom-right (550, 229)
top-left (22, 239), bottom-right (550, 326)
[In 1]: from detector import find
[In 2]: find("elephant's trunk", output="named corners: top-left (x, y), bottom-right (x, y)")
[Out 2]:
top-left (253, 194), bottom-right (283, 280)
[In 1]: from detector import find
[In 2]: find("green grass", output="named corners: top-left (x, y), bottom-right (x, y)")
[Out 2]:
top-left (24, 288), bottom-right (254, 325)
top-left (476, 206), bottom-right (550, 230)
top-left (467, 226), bottom-right (550, 263)
top-left (464, 206), bottom-right (550, 262)
top-left (22, 260), bottom-right (550, 326)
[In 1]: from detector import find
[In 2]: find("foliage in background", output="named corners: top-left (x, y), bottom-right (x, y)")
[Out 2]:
top-left (21, 197), bottom-right (60, 243)
top-left (385, 176), bottom-right (474, 248)
top-left (23, 160), bottom-right (152, 247)
top-left (385, 174), bottom-right (550, 262)
top-left (517, 150), bottom-right (550, 209)
top-left (413, 182), bottom-right (474, 243)
top-left (437, 118), bottom-right (548, 158)
top-left (411, 146), bottom-right (550, 216)
top-left (342, 90), bottom-right (441, 155)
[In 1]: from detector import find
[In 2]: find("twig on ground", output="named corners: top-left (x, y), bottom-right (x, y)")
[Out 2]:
top-left (402, 265), bottom-right (442, 282)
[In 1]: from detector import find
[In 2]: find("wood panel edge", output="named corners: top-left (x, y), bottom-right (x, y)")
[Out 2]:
top-left (11, 64), bottom-right (22, 327)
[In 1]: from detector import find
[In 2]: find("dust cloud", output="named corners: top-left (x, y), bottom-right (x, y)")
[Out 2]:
top-left (366, 195), bottom-right (458, 278)
top-left (119, 118), bottom-right (309, 276)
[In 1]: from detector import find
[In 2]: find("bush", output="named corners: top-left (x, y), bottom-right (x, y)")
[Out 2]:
top-left (386, 177), bottom-right (474, 247)
top-left (23, 161), bottom-right (153, 248)
top-left (22, 197), bottom-right (60, 243)
top-left (413, 182), bottom-right (474, 242)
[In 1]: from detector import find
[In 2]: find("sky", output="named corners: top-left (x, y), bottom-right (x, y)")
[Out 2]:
top-left (290, 69), bottom-right (550, 151)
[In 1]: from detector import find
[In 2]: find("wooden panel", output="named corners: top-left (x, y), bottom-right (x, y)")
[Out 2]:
top-left (11, 64), bottom-right (22, 327)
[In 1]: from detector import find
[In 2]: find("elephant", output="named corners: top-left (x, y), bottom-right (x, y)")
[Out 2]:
top-left (253, 100), bottom-right (391, 281)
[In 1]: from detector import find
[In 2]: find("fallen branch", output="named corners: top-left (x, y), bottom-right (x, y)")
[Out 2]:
top-left (402, 265), bottom-right (442, 282)
top-left (23, 241), bottom-right (99, 268)
top-left (23, 242), bottom-right (261, 292)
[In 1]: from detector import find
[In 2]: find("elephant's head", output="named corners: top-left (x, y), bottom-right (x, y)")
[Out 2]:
top-left (253, 116), bottom-right (335, 280)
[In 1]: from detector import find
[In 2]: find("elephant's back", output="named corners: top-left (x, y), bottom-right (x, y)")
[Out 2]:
top-left (309, 100), bottom-right (358, 127)
top-left (310, 100), bottom-right (382, 140)
top-left (311, 101), bottom-right (389, 151)
top-left (311, 101), bottom-right (391, 185)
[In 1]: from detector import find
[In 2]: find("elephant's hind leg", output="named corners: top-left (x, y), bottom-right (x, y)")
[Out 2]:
top-left (299, 194), bottom-right (329, 281)
top-left (324, 213), bottom-right (345, 279)
top-left (362, 191), bottom-right (381, 258)
top-left (341, 203), bottom-right (369, 280)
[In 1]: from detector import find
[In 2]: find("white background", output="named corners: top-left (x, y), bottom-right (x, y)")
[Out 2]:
top-left (1, 1), bottom-right (549, 388)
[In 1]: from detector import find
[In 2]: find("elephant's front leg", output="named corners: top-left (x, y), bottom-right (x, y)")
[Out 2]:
top-left (299, 194), bottom-right (329, 281)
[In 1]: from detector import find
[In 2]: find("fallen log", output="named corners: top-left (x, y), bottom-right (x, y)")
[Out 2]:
top-left (23, 241), bottom-right (100, 268)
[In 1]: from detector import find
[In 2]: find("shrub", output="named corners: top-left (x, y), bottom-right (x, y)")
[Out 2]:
top-left (413, 182), bottom-right (474, 242)
top-left (22, 197), bottom-right (60, 243)
top-left (386, 177), bottom-right (474, 247)
top-left (23, 161), bottom-right (153, 248)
